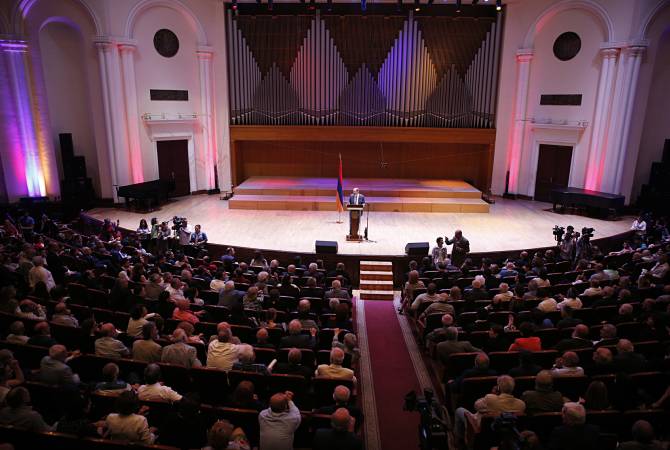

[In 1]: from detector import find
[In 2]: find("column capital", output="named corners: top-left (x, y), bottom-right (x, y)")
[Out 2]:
top-left (599, 47), bottom-right (619, 59)
top-left (0, 39), bottom-right (28, 53)
top-left (196, 45), bottom-right (215, 60)
top-left (118, 43), bottom-right (138, 54)
top-left (625, 45), bottom-right (646, 58)
top-left (94, 36), bottom-right (115, 51)
top-left (515, 48), bottom-right (533, 62)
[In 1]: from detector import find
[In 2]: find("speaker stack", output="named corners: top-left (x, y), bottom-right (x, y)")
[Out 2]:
top-left (59, 133), bottom-right (94, 208)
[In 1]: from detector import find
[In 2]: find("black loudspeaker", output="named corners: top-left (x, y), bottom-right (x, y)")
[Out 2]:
top-left (405, 242), bottom-right (429, 256)
top-left (315, 240), bottom-right (338, 254)
top-left (59, 133), bottom-right (74, 160)
top-left (63, 156), bottom-right (87, 179)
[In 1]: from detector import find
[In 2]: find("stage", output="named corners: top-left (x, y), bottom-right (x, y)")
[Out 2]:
top-left (88, 194), bottom-right (633, 256)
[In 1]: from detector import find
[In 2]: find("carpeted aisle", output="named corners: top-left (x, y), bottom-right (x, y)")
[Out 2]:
top-left (362, 299), bottom-right (423, 450)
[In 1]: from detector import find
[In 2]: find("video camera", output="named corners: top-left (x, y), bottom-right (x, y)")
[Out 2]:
top-left (171, 216), bottom-right (187, 231)
top-left (552, 225), bottom-right (565, 243)
top-left (404, 389), bottom-right (448, 450)
top-left (581, 227), bottom-right (595, 239)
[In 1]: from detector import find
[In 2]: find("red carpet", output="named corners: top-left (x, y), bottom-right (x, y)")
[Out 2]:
top-left (364, 300), bottom-right (422, 450)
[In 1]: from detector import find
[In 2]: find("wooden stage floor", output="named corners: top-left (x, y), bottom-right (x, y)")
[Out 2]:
top-left (229, 177), bottom-right (490, 213)
top-left (88, 195), bottom-right (633, 256)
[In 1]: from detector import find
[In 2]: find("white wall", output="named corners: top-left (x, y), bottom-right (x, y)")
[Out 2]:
top-left (39, 21), bottom-right (100, 195)
top-left (132, 5), bottom-right (204, 186)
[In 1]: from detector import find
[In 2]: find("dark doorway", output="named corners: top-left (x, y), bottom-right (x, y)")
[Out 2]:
top-left (534, 144), bottom-right (573, 203)
top-left (157, 140), bottom-right (190, 197)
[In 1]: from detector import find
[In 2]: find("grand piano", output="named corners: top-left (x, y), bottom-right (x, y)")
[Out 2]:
top-left (551, 187), bottom-right (625, 218)
top-left (117, 179), bottom-right (175, 211)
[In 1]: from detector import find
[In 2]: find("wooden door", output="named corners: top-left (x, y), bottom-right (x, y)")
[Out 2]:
top-left (534, 144), bottom-right (573, 203)
top-left (157, 140), bottom-right (190, 197)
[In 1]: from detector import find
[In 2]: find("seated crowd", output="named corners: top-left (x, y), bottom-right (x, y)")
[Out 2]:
top-left (0, 210), bottom-right (363, 450)
top-left (401, 217), bottom-right (670, 449)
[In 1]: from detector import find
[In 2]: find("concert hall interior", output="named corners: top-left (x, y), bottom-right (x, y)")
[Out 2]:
top-left (0, 1), bottom-right (669, 450)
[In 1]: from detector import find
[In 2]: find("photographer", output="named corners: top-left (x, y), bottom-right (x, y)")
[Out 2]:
top-left (558, 226), bottom-right (576, 262)
top-left (575, 228), bottom-right (594, 261)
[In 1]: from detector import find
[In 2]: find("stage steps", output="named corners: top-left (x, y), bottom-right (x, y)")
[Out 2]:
top-left (229, 194), bottom-right (489, 213)
top-left (229, 177), bottom-right (490, 214)
top-left (359, 261), bottom-right (394, 301)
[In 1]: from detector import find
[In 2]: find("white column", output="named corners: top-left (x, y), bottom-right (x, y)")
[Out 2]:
top-left (507, 48), bottom-right (533, 195)
top-left (94, 39), bottom-right (120, 202)
top-left (612, 45), bottom-right (646, 195)
top-left (0, 39), bottom-right (47, 198)
top-left (584, 46), bottom-right (619, 191)
top-left (119, 42), bottom-right (144, 184)
top-left (197, 46), bottom-right (216, 191)
top-left (217, 2), bottom-right (233, 194)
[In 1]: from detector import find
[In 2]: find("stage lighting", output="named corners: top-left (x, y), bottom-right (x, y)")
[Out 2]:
top-left (231, 0), bottom-right (237, 11)
top-left (456, 0), bottom-right (461, 12)
top-left (414, 0), bottom-right (420, 11)
top-left (496, 0), bottom-right (502, 10)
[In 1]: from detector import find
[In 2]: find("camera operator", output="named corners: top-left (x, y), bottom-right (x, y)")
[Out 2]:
top-left (575, 228), bottom-right (594, 261)
top-left (188, 224), bottom-right (208, 257)
top-left (175, 218), bottom-right (192, 251)
top-left (559, 226), bottom-right (576, 262)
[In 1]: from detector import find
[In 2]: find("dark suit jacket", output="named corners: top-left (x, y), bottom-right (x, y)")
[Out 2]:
top-left (436, 340), bottom-right (481, 365)
top-left (555, 338), bottom-right (593, 353)
top-left (315, 403), bottom-right (363, 430)
top-left (613, 352), bottom-right (647, 373)
top-left (548, 424), bottom-right (599, 450)
top-left (348, 193), bottom-right (365, 205)
top-left (280, 334), bottom-right (316, 349)
top-left (313, 428), bottom-right (362, 450)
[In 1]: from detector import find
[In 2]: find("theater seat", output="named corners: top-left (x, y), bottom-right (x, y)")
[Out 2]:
top-left (189, 366), bottom-right (231, 405)
top-left (459, 376), bottom-right (498, 409)
top-left (444, 352), bottom-right (479, 381)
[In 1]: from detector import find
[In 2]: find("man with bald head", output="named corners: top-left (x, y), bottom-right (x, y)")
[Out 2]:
top-left (315, 347), bottom-right (355, 382)
top-left (95, 323), bottom-right (130, 358)
top-left (313, 407), bottom-right (362, 450)
top-left (425, 314), bottom-right (456, 346)
top-left (451, 353), bottom-right (497, 391)
top-left (27, 321), bottom-right (57, 348)
top-left (273, 348), bottom-right (313, 380)
top-left (619, 420), bottom-right (664, 450)
top-left (259, 391), bottom-right (301, 450)
top-left (590, 347), bottom-right (615, 375)
top-left (548, 402), bottom-right (599, 450)
top-left (521, 370), bottom-right (565, 414)
top-left (315, 385), bottom-right (363, 431)
top-left (38, 344), bottom-right (80, 387)
top-left (555, 324), bottom-right (593, 353)
top-left (325, 279), bottom-right (351, 302)
top-left (207, 323), bottom-right (238, 370)
top-left (217, 280), bottom-right (243, 308)
top-left (613, 339), bottom-right (647, 373)
top-left (161, 328), bottom-right (201, 368)
top-left (279, 319), bottom-right (317, 349)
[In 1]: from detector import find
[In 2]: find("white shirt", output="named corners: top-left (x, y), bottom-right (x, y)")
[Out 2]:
top-left (137, 383), bottom-right (182, 403)
top-left (631, 220), bottom-right (646, 232)
top-left (105, 413), bottom-right (155, 444)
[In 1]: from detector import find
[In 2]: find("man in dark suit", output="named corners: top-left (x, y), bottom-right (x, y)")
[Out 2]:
top-left (436, 327), bottom-right (481, 365)
top-left (555, 324), bottom-right (593, 353)
top-left (348, 188), bottom-right (365, 206)
top-left (315, 385), bottom-right (363, 431)
top-left (273, 348), bottom-right (313, 380)
top-left (38, 344), bottom-right (80, 387)
top-left (450, 353), bottom-right (497, 391)
top-left (613, 339), bottom-right (647, 373)
top-left (217, 281), bottom-right (243, 308)
top-left (446, 230), bottom-right (470, 268)
top-left (548, 402), bottom-right (599, 450)
top-left (280, 320), bottom-right (317, 349)
top-left (313, 408), bottom-right (362, 450)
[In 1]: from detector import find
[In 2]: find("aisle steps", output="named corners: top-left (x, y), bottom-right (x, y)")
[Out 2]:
top-left (359, 261), bottom-right (394, 301)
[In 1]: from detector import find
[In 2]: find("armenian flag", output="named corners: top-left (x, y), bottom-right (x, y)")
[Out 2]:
top-left (336, 153), bottom-right (344, 212)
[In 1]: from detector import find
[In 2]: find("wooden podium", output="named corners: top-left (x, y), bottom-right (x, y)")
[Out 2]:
top-left (346, 204), bottom-right (364, 241)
